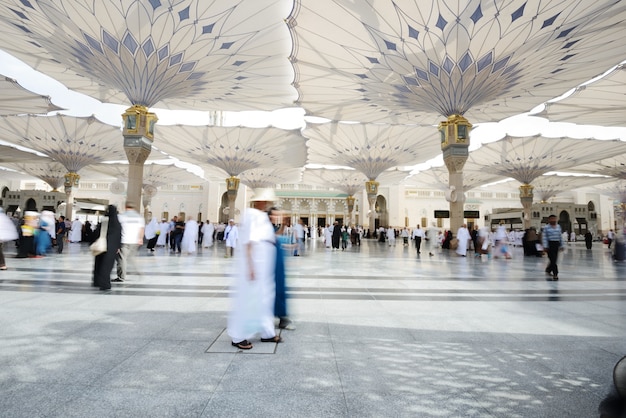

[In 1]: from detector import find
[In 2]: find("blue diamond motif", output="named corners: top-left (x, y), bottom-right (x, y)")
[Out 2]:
top-left (562, 40), bottom-right (579, 49)
top-left (178, 6), bottom-right (190, 21)
top-left (408, 26), bottom-right (419, 40)
top-left (384, 40), bottom-right (396, 51)
top-left (470, 5), bottom-right (483, 24)
top-left (102, 30), bottom-right (119, 53)
top-left (416, 68), bottom-right (429, 81)
top-left (476, 51), bottom-right (493, 73)
top-left (180, 62), bottom-right (195, 72)
top-left (83, 32), bottom-right (103, 54)
top-left (148, 0), bottom-right (161, 9)
top-left (436, 14), bottom-right (447, 31)
top-left (220, 42), bottom-right (235, 49)
top-left (428, 61), bottom-right (439, 77)
top-left (202, 23), bottom-right (215, 34)
top-left (122, 33), bottom-right (138, 54)
top-left (511, 3), bottom-right (526, 22)
top-left (366, 56), bottom-right (379, 64)
top-left (542, 13), bottom-right (560, 29)
top-left (158, 45), bottom-right (169, 61)
top-left (557, 26), bottom-right (576, 39)
top-left (169, 52), bottom-right (183, 66)
top-left (403, 76), bottom-right (418, 86)
top-left (459, 52), bottom-right (473, 73)
top-left (492, 56), bottom-right (510, 73)
top-left (188, 72), bottom-right (204, 80)
top-left (442, 56), bottom-right (454, 74)
top-left (10, 8), bottom-right (28, 20)
top-left (14, 23), bottom-right (31, 34)
top-left (19, 0), bottom-right (34, 9)
top-left (233, 60), bottom-right (245, 66)
top-left (142, 38), bottom-right (155, 58)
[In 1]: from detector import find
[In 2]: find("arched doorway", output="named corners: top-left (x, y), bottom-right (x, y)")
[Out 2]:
top-left (25, 198), bottom-right (38, 211)
top-left (375, 195), bottom-right (387, 228)
top-left (559, 210), bottom-right (571, 235)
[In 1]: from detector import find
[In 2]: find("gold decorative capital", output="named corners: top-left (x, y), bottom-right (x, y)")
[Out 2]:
top-left (438, 114), bottom-right (472, 150)
top-left (519, 184), bottom-right (534, 198)
top-left (365, 180), bottom-right (379, 197)
top-left (226, 176), bottom-right (240, 192)
top-left (122, 105), bottom-right (158, 141)
top-left (63, 172), bottom-right (80, 193)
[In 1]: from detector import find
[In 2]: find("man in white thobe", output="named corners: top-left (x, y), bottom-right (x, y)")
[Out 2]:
top-left (69, 217), bottom-right (83, 242)
top-left (201, 220), bottom-right (215, 248)
top-left (456, 224), bottom-right (471, 257)
top-left (180, 216), bottom-right (198, 254)
top-left (228, 189), bottom-right (280, 350)
top-left (224, 219), bottom-right (238, 258)
top-left (156, 218), bottom-right (169, 247)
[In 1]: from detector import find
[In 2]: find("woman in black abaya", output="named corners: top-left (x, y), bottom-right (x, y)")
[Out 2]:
top-left (92, 205), bottom-right (122, 290)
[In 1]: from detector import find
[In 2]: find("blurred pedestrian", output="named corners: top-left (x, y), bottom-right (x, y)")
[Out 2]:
top-left (92, 205), bottom-right (122, 290)
top-left (228, 188), bottom-right (282, 350)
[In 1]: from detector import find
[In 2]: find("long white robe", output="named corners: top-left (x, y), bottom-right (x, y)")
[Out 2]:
top-left (180, 220), bottom-right (198, 254)
top-left (201, 222), bottom-right (215, 247)
top-left (227, 208), bottom-right (276, 342)
top-left (69, 220), bottom-right (82, 242)
top-left (156, 221), bottom-right (169, 246)
top-left (456, 226), bottom-right (471, 256)
top-left (225, 224), bottom-right (238, 249)
top-left (323, 227), bottom-right (332, 247)
top-left (144, 218), bottom-right (158, 240)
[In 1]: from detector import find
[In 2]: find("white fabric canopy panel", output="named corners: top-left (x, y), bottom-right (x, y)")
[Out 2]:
top-left (90, 162), bottom-right (206, 187)
top-left (592, 179), bottom-right (626, 203)
top-left (303, 122), bottom-right (441, 179)
top-left (0, 76), bottom-right (63, 116)
top-left (465, 134), bottom-right (626, 184)
top-left (539, 64), bottom-right (626, 127)
top-left (302, 167), bottom-right (411, 196)
top-left (0, 114), bottom-right (127, 172)
top-left (0, 143), bottom-right (49, 164)
top-left (405, 166), bottom-right (506, 192)
top-left (0, 0), bottom-right (296, 110)
top-left (494, 174), bottom-right (612, 202)
top-left (288, 0), bottom-right (626, 124)
top-left (154, 125), bottom-right (307, 177)
top-left (565, 154), bottom-right (626, 180)
top-left (239, 168), bottom-right (303, 190)
top-left (1, 161), bottom-right (67, 190)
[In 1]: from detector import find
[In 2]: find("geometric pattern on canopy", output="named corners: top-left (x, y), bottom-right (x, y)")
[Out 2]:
top-left (288, 1), bottom-right (626, 124)
top-left (303, 122), bottom-right (441, 179)
top-left (540, 64), bottom-right (626, 127)
top-left (0, 114), bottom-right (126, 172)
top-left (154, 125), bottom-right (307, 177)
top-left (90, 162), bottom-right (206, 187)
top-left (1, 161), bottom-right (67, 190)
top-left (405, 165), bottom-right (506, 192)
top-left (592, 179), bottom-right (626, 203)
top-left (0, 76), bottom-right (63, 116)
top-left (239, 168), bottom-right (303, 190)
top-left (566, 154), bottom-right (626, 180)
top-left (302, 168), bottom-right (368, 196)
top-left (0, 0), bottom-right (296, 110)
top-left (496, 174), bottom-right (612, 202)
top-left (465, 135), bottom-right (626, 185)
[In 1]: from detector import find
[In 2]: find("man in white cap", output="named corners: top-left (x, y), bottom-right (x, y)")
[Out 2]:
top-left (223, 219), bottom-right (238, 258)
top-left (228, 188), bottom-right (282, 350)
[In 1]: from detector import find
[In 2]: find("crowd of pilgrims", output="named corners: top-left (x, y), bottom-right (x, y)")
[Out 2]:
top-left (0, 209), bottom-right (601, 260)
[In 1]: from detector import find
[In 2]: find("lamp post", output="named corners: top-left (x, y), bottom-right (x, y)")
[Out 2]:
top-left (519, 184), bottom-right (534, 229)
top-left (63, 172), bottom-right (80, 221)
top-left (122, 105), bottom-right (158, 209)
top-left (225, 176), bottom-right (240, 222)
top-left (365, 180), bottom-right (379, 234)
top-left (439, 114), bottom-right (472, 233)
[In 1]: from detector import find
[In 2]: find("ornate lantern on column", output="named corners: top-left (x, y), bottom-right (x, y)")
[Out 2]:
top-left (439, 114), bottom-right (472, 232)
top-left (226, 176), bottom-right (240, 221)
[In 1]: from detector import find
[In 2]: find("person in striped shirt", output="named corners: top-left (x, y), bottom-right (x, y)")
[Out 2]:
top-left (542, 214), bottom-right (564, 280)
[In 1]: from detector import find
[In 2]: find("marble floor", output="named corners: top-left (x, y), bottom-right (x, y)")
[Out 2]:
top-left (0, 237), bottom-right (624, 417)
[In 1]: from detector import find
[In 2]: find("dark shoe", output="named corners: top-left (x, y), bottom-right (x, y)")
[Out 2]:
top-left (99, 287), bottom-right (111, 290)
top-left (231, 340), bottom-right (253, 350)
top-left (261, 336), bottom-right (283, 343)
top-left (553, 276), bottom-right (559, 280)
top-left (112, 278), bottom-right (124, 282)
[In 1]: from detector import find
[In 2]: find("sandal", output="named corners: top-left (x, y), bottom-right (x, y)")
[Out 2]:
top-left (261, 336), bottom-right (283, 343)
top-left (231, 340), bottom-right (253, 350)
